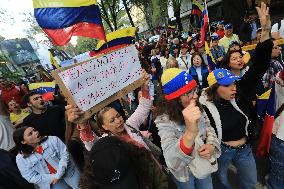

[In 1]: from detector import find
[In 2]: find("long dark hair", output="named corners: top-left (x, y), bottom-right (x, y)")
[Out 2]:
top-left (219, 49), bottom-right (244, 70)
top-left (13, 127), bottom-right (47, 158)
top-left (13, 127), bottom-right (34, 157)
top-left (205, 83), bottom-right (221, 102)
top-left (80, 139), bottom-right (155, 189)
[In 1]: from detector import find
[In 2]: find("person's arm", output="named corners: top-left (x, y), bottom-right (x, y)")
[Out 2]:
top-left (51, 136), bottom-right (69, 179)
top-left (238, 3), bottom-right (273, 95)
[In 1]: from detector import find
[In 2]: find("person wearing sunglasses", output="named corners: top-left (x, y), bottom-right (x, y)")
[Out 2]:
top-left (198, 3), bottom-right (274, 188)
top-left (155, 68), bottom-right (221, 189)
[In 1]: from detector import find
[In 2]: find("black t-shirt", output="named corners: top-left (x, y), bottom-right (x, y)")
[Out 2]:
top-left (23, 106), bottom-right (66, 141)
top-left (215, 99), bottom-right (247, 142)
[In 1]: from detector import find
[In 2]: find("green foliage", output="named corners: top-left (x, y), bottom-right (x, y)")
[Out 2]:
top-left (75, 37), bottom-right (98, 54)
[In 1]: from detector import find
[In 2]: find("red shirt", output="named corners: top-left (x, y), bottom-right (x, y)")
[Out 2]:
top-left (35, 146), bottom-right (57, 174)
top-left (1, 85), bottom-right (25, 107)
top-left (217, 29), bottom-right (225, 39)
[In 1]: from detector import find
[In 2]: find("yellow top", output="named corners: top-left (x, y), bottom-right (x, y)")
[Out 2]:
top-left (219, 34), bottom-right (240, 52)
top-left (10, 110), bottom-right (30, 125)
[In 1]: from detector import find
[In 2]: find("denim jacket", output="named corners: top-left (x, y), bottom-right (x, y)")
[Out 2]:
top-left (155, 113), bottom-right (220, 182)
top-left (16, 136), bottom-right (77, 189)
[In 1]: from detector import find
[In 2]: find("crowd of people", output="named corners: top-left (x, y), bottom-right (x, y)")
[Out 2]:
top-left (0, 2), bottom-right (284, 189)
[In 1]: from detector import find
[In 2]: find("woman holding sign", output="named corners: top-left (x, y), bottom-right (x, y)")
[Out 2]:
top-left (66, 72), bottom-right (157, 154)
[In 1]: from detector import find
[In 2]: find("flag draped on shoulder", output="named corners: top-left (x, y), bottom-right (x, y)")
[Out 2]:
top-left (257, 87), bottom-right (275, 157)
top-left (89, 27), bottom-right (136, 57)
top-left (33, 0), bottom-right (106, 46)
top-left (205, 42), bottom-right (216, 71)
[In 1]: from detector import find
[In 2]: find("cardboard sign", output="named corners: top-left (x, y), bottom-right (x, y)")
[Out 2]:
top-left (51, 45), bottom-right (144, 121)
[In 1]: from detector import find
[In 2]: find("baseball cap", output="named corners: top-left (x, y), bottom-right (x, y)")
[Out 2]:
top-left (181, 43), bottom-right (189, 49)
top-left (89, 136), bottom-right (138, 189)
top-left (207, 68), bottom-right (240, 87)
top-left (211, 35), bottom-right (219, 41)
top-left (224, 23), bottom-right (233, 30)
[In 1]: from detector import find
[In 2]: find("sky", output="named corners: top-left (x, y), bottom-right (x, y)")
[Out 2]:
top-left (0, 0), bottom-right (33, 39)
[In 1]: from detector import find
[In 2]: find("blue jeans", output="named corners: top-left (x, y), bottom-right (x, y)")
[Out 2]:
top-left (267, 135), bottom-right (284, 189)
top-left (174, 174), bottom-right (213, 189)
top-left (51, 165), bottom-right (80, 189)
top-left (217, 143), bottom-right (257, 189)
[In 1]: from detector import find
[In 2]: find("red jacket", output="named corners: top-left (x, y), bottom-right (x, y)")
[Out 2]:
top-left (1, 85), bottom-right (25, 107)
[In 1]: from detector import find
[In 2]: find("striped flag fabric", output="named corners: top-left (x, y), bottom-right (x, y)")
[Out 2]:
top-left (191, 0), bottom-right (204, 17)
top-left (33, 0), bottom-right (106, 46)
top-left (89, 27), bottom-right (136, 57)
top-left (257, 86), bottom-right (275, 157)
top-left (205, 42), bottom-right (217, 71)
top-left (29, 82), bottom-right (56, 101)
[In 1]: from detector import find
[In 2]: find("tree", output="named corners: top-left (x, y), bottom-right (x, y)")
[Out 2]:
top-left (74, 37), bottom-right (98, 54)
top-left (170, 0), bottom-right (183, 31)
top-left (98, 0), bottom-right (127, 32)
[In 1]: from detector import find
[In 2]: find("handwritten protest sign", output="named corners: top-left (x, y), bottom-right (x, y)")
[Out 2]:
top-left (51, 45), bottom-right (144, 121)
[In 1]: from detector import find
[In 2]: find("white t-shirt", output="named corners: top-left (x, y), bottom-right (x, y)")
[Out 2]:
top-left (177, 53), bottom-right (192, 71)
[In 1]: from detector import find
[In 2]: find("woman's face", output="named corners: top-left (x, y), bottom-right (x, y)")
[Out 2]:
top-left (217, 83), bottom-right (237, 100)
top-left (180, 88), bottom-right (199, 108)
top-left (192, 55), bottom-right (202, 67)
top-left (8, 100), bottom-right (19, 112)
top-left (229, 52), bottom-right (244, 70)
top-left (101, 108), bottom-right (125, 135)
top-left (21, 127), bottom-right (41, 146)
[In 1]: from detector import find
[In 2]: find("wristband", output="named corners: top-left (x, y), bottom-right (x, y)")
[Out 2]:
top-left (180, 137), bottom-right (194, 155)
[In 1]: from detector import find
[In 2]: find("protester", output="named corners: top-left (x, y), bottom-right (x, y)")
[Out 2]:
top-left (22, 92), bottom-right (66, 141)
top-left (166, 56), bottom-right (179, 69)
top-left (80, 136), bottom-right (169, 189)
top-left (0, 77), bottom-right (26, 107)
top-left (176, 44), bottom-right (192, 71)
top-left (266, 68), bottom-right (284, 189)
top-left (210, 35), bottom-right (226, 65)
top-left (188, 52), bottom-right (209, 89)
top-left (65, 73), bottom-right (154, 152)
top-left (219, 49), bottom-right (246, 77)
top-left (216, 21), bottom-right (225, 38)
top-left (155, 68), bottom-right (220, 189)
top-left (219, 23), bottom-right (240, 52)
top-left (160, 47), bottom-right (170, 70)
top-left (0, 149), bottom-right (35, 189)
top-left (0, 98), bottom-right (16, 151)
top-left (8, 99), bottom-right (30, 128)
top-left (14, 127), bottom-right (80, 189)
top-left (262, 38), bottom-right (283, 90)
top-left (199, 3), bottom-right (273, 188)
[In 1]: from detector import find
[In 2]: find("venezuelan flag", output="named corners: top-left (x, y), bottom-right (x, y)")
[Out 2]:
top-left (49, 50), bottom-right (61, 69)
top-left (200, 8), bottom-right (209, 44)
top-left (89, 27), bottom-right (136, 57)
top-left (33, 0), bottom-right (106, 46)
top-left (257, 87), bottom-right (275, 157)
top-left (191, 0), bottom-right (204, 17)
top-left (29, 82), bottom-right (56, 101)
top-left (205, 42), bottom-right (217, 71)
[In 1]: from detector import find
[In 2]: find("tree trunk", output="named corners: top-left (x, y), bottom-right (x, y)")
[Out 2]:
top-left (122, 0), bottom-right (135, 27)
top-left (174, 7), bottom-right (183, 31)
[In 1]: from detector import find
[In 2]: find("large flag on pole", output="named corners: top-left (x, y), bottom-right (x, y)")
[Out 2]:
top-left (90, 27), bottom-right (136, 57)
top-left (191, 0), bottom-right (204, 17)
top-left (33, 0), bottom-right (106, 46)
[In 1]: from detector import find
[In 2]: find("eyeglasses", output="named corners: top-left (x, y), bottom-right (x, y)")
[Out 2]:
top-left (182, 88), bottom-right (199, 98)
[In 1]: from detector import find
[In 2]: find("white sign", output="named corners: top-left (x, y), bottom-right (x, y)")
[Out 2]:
top-left (58, 45), bottom-right (142, 111)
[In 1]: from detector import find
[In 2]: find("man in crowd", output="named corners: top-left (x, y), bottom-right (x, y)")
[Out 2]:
top-left (22, 91), bottom-right (66, 141)
top-left (219, 23), bottom-right (240, 52)
top-left (210, 35), bottom-right (226, 65)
